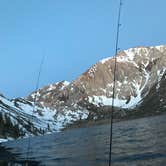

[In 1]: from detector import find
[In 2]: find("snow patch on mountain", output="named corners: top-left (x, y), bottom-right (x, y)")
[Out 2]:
top-left (0, 138), bottom-right (8, 143)
top-left (156, 68), bottom-right (166, 90)
top-left (100, 57), bottom-right (112, 64)
top-left (88, 94), bottom-right (142, 109)
top-left (118, 50), bottom-right (135, 62)
top-left (155, 45), bottom-right (166, 51)
top-left (55, 109), bottom-right (89, 129)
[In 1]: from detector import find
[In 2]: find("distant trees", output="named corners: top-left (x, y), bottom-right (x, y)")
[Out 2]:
top-left (0, 112), bottom-right (24, 139)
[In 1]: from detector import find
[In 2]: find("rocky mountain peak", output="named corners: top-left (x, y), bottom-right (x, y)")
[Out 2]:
top-left (27, 80), bottom-right (70, 109)
top-left (68, 45), bottom-right (166, 108)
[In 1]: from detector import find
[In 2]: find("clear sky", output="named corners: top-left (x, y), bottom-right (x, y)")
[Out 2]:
top-left (0, 0), bottom-right (166, 98)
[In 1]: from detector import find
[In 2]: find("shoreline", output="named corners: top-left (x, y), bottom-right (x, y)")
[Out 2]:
top-left (63, 110), bottom-right (166, 131)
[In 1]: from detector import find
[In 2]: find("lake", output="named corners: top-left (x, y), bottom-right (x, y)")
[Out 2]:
top-left (0, 114), bottom-right (166, 166)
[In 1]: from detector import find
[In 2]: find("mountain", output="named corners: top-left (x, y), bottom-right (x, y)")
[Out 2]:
top-left (0, 45), bottom-right (166, 141)
top-left (0, 94), bottom-right (57, 140)
top-left (74, 45), bottom-right (166, 108)
top-left (0, 81), bottom-right (89, 141)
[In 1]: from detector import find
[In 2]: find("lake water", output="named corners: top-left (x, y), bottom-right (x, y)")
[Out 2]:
top-left (0, 114), bottom-right (166, 166)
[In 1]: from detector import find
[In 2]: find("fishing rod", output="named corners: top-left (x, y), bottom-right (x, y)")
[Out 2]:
top-left (109, 0), bottom-right (123, 165)
top-left (26, 53), bottom-right (46, 165)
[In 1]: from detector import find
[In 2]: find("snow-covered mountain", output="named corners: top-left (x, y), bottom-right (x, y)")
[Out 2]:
top-left (0, 94), bottom-right (56, 139)
top-left (0, 45), bottom-right (166, 141)
top-left (73, 45), bottom-right (166, 108)
top-left (0, 81), bottom-right (89, 141)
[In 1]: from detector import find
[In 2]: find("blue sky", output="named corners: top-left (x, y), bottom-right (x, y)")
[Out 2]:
top-left (0, 0), bottom-right (166, 98)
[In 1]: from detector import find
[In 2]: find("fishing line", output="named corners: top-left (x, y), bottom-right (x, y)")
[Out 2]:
top-left (26, 53), bottom-right (46, 165)
top-left (109, 0), bottom-right (123, 165)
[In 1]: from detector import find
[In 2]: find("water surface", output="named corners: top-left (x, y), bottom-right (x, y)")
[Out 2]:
top-left (1, 114), bottom-right (166, 166)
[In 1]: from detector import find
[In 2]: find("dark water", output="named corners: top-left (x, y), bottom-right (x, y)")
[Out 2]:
top-left (1, 114), bottom-right (166, 166)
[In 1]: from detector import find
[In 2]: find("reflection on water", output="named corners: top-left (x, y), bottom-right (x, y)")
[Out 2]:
top-left (0, 145), bottom-right (41, 165)
top-left (1, 114), bottom-right (166, 166)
